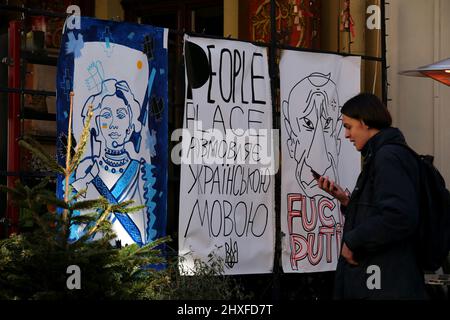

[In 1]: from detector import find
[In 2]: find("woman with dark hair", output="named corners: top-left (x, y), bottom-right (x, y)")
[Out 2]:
top-left (317, 92), bottom-right (427, 299)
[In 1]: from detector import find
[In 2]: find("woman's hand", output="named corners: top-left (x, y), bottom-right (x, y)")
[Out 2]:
top-left (341, 242), bottom-right (358, 266)
top-left (317, 175), bottom-right (350, 207)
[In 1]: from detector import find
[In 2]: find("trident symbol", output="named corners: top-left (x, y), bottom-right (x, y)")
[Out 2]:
top-left (225, 238), bottom-right (239, 268)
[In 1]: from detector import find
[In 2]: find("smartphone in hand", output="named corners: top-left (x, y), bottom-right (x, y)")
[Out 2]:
top-left (311, 168), bottom-right (321, 180)
top-left (311, 168), bottom-right (337, 191)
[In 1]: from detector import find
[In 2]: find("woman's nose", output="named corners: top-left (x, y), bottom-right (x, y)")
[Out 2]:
top-left (345, 129), bottom-right (350, 139)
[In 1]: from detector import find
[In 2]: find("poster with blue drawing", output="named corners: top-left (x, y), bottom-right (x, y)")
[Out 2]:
top-left (56, 17), bottom-right (168, 246)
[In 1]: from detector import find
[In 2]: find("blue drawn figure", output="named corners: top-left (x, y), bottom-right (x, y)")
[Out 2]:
top-left (71, 78), bottom-right (153, 246)
top-left (85, 61), bottom-right (105, 92)
top-left (101, 27), bottom-right (115, 57)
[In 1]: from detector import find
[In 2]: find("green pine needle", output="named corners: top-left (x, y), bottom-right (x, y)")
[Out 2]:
top-left (19, 137), bottom-right (65, 175)
top-left (69, 106), bottom-right (93, 173)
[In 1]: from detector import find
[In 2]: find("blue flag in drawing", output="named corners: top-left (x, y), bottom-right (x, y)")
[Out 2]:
top-left (56, 17), bottom-right (168, 246)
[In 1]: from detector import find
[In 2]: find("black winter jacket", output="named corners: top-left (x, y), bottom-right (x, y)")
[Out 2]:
top-left (334, 127), bottom-right (427, 299)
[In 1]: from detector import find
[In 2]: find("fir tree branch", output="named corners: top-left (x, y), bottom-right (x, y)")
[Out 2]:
top-left (70, 198), bottom-right (109, 211)
top-left (0, 185), bottom-right (24, 200)
top-left (19, 138), bottom-right (65, 175)
top-left (70, 189), bottom-right (87, 202)
top-left (63, 91), bottom-right (75, 247)
top-left (134, 236), bottom-right (170, 255)
top-left (70, 213), bottom-right (98, 225)
top-left (113, 205), bottom-right (145, 214)
top-left (69, 105), bottom-right (93, 173)
top-left (36, 192), bottom-right (69, 210)
top-left (76, 205), bottom-right (113, 244)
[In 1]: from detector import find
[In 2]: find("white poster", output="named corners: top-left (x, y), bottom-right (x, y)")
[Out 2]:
top-left (57, 18), bottom-right (169, 247)
top-left (178, 35), bottom-right (275, 275)
top-left (280, 50), bottom-right (361, 273)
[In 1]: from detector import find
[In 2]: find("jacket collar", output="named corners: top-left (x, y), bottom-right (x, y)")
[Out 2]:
top-left (361, 127), bottom-right (407, 164)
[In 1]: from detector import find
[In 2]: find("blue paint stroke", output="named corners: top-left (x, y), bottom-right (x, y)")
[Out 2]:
top-left (146, 129), bottom-right (157, 157)
top-left (142, 163), bottom-right (157, 241)
top-left (101, 27), bottom-right (114, 57)
top-left (66, 32), bottom-right (84, 58)
top-left (147, 68), bottom-right (157, 98)
top-left (59, 68), bottom-right (72, 101)
top-left (128, 32), bottom-right (135, 40)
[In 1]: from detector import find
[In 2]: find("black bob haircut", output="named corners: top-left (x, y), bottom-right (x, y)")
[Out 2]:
top-left (341, 93), bottom-right (392, 129)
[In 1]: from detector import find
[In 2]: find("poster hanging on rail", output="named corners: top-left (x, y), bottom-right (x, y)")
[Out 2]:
top-left (178, 35), bottom-right (276, 275)
top-left (56, 17), bottom-right (168, 246)
top-left (280, 50), bottom-right (361, 273)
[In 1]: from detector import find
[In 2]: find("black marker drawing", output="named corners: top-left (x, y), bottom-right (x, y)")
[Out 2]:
top-left (179, 35), bottom-right (275, 275)
top-left (282, 72), bottom-right (343, 199)
top-left (225, 238), bottom-right (239, 268)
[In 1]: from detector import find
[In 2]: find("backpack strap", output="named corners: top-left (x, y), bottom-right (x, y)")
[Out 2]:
top-left (347, 142), bottom-right (420, 230)
top-left (381, 142), bottom-right (419, 158)
top-left (350, 142), bottom-right (418, 202)
top-left (385, 142), bottom-right (435, 165)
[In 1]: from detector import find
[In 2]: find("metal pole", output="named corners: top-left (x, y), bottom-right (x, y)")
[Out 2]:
top-left (381, 0), bottom-right (388, 104)
top-left (6, 21), bottom-right (21, 235)
top-left (270, 0), bottom-right (281, 300)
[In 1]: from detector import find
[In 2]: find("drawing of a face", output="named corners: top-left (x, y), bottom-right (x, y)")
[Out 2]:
top-left (283, 73), bottom-right (342, 198)
top-left (98, 95), bottom-right (131, 149)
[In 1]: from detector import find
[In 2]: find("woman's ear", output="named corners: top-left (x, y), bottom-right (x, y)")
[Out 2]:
top-left (360, 119), bottom-right (370, 129)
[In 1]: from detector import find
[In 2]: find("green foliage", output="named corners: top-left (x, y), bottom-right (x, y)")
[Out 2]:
top-left (158, 251), bottom-right (253, 300)
top-left (68, 107), bottom-right (92, 173)
top-left (19, 137), bottom-right (65, 175)
top-left (0, 179), bottom-right (252, 300)
top-left (0, 176), bottom-right (170, 299)
top-left (0, 113), bottom-right (251, 300)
